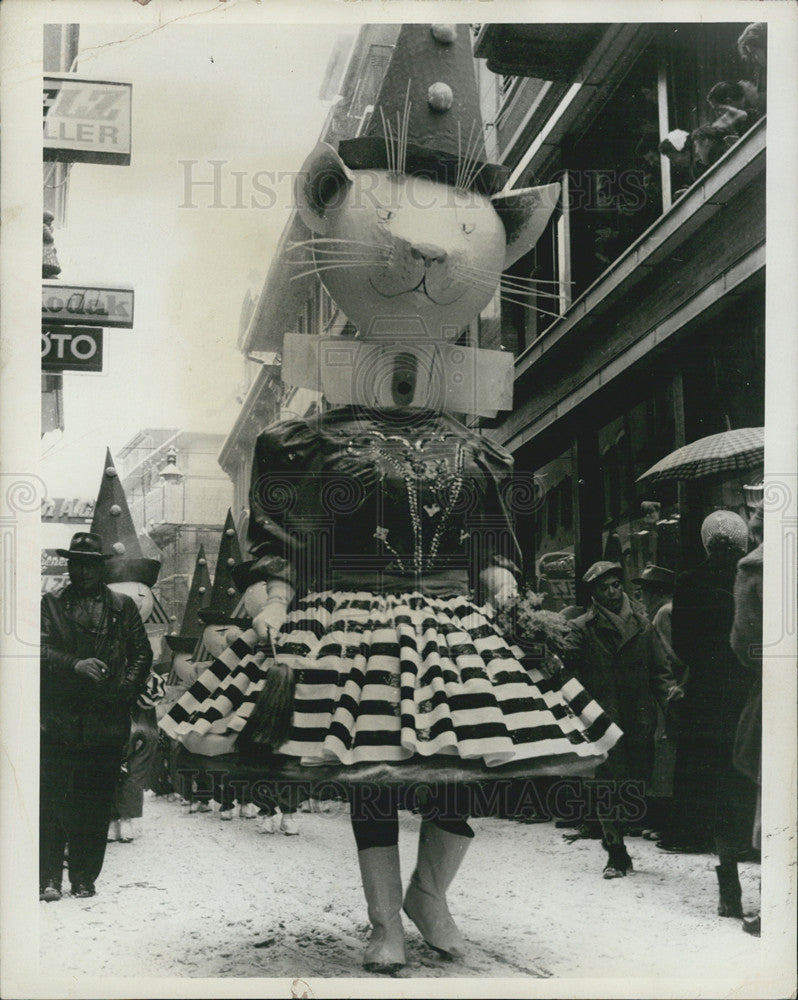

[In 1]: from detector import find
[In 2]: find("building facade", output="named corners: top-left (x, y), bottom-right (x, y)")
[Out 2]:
top-left (116, 429), bottom-right (234, 623)
top-left (473, 22), bottom-right (765, 607)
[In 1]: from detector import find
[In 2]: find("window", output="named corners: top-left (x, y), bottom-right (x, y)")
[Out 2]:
top-left (566, 42), bottom-right (662, 295)
top-left (528, 445), bottom-right (577, 610)
top-left (499, 211), bottom-right (560, 353)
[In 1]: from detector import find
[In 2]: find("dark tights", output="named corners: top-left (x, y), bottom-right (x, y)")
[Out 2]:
top-left (350, 785), bottom-right (473, 850)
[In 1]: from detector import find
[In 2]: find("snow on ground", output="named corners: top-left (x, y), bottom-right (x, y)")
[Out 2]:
top-left (39, 793), bottom-right (761, 983)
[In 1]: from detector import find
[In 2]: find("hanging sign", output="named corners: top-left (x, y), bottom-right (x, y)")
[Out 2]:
top-left (42, 282), bottom-right (134, 328)
top-left (41, 550), bottom-right (69, 575)
top-left (43, 76), bottom-right (132, 165)
top-left (42, 327), bottom-right (104, 372)
top-left (41, 498), bottom-right (96, 522)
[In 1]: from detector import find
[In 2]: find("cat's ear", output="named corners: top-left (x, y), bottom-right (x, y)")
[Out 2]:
top-left (491, 183), bottom-right (561, 269)
top-left (295, 143), bottom-right (355, 235)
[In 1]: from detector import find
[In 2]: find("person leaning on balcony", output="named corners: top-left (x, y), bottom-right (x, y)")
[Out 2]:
top-left (706, 81), bottom-right (762, 138)
top-left (736, 23), bottom-right (767, 96)
top-left (570, 562), bottom-right (675, 879)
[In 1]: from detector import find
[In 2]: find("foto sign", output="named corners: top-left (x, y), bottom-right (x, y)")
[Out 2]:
top-left (42, 327), bottom-right (104, 372)
top-left (42, 282), bottom-right (134, 328)
top-left (43, 76), bottom-right (132, 166)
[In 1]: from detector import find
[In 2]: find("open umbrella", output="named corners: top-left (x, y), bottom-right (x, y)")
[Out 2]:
top-left (637, 427), bottom-right (763, 484)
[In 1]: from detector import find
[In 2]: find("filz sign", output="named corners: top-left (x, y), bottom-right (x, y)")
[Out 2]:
top-left (42, 282), bottom-right (134, 329)
top-left (43, 76), bottom-right (132, 166)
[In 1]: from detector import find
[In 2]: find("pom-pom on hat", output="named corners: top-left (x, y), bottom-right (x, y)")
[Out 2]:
top-left (165, 544), bottom-right (212, 653)
top-left (700, 510), bottom-right (748, 554)
top-left (91, 448), bottom-right (161, 587)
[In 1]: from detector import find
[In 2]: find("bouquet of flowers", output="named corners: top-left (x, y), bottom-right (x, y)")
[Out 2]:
top-left (495, 587), bottom-right (580, 678)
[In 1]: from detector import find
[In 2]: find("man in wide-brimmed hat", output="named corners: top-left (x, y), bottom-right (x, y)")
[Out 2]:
top-left (40, 531), bottom-right (152, 902)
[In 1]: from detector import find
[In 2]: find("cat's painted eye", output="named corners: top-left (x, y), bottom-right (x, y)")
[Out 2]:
top-left (376, 207), bottom-right (394, 223)
top-left (461, 222), bottom-right (475, 235)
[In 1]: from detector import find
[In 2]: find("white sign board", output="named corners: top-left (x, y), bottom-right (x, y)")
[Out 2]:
top-left (42, 282), bottom-right (134, 329)
top-left (43, 76), bottom-right (132, 165)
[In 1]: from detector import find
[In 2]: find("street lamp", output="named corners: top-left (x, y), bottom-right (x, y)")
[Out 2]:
top-left (159, 446), bottom-right (184, 484)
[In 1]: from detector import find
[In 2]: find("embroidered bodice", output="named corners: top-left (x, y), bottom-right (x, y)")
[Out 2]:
top-left (248, 407), bottom-right (521, 596)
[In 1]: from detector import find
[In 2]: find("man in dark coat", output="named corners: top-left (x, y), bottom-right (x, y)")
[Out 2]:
top-left (666, 510), bottom-right (756, 919)
top-left (571, 562), bottom-right (674, 878)
top-left (730, 504), bottom-right (763, 936)
top-left (40, 532), bottom-right (152, 900)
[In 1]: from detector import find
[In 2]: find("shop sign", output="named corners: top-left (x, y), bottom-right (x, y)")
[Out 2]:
top-left (43, 77), bottom-right (132, 165)
top-left (41, 549), bottom-right (69, 575)
top-left (42, 327), bottom-right (104, 372)
top-left (42, 283), bottom-right (134, 328)
top-left (41, 498), bottom-right (95, 523)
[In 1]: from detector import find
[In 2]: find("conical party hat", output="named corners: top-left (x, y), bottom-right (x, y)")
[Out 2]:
top-left (165, 544), bottom-right (212, 653)
top-left (197, 510), bottom-right (248, 626)
top-left (338, 24), bottom-right (508, 194)
top-left (91, 448), bottom-right (161, 587)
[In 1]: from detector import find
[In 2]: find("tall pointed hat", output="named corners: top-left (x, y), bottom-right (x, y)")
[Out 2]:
top-left (91, 448), bottom-right (161, 587)
top-left (165, 544), bottom-right (212, 653)
top-left (338, 24), bottom-right (508, 194)
top-left (197, 509), bottom-right (248, 626)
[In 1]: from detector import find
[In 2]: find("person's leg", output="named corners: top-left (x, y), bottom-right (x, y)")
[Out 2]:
top-left (39, 742), bottom-right (71, 897)
top-left (599, 819), bottom-right (633, 878)
top-left (275, 784), bottom-right (303, 835)
top-left (68, 748), bottom-right (123, 893)
top-left (350, 786), bottom-right (405, 972)
top-left (403, 782), bottom-right (473, 959)
top-left (350, 786), bottom-right (400, 850)
top-left (116, 713), bottom-right (160, 834)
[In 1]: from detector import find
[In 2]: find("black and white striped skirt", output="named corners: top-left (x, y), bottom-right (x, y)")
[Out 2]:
top-left (161, 591), bottom-right (621, 768)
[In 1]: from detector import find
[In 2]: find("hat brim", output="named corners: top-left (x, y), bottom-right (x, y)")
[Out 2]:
top-left (230, 559), bottom-right (259, 594)
top-left (197, 609), bottom-right (251, 628)
top-left (585, 569), bottom-right (623, 586)
top-left (104, 557), bottom-right (161, 588)
top-left (165, 634), bottom-right (200, 654)
top-left (338, 136), bottom-right (509, 196)
top-left (56, 548), bottom-right (114, 560)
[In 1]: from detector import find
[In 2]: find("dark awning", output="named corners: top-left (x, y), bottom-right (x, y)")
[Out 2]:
top-left (474, 24), bottom-right (606, 81)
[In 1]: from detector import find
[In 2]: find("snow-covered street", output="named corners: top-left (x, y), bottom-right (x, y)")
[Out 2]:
top-left (39, 791), bottom-right (763, 984)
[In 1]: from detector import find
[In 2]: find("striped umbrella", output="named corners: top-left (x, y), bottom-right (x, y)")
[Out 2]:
top-left (637, 427), bottom-right (764, 483)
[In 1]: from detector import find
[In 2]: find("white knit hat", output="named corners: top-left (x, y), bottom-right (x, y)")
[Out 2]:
top-left (700, 510), bottom-right (748, 553)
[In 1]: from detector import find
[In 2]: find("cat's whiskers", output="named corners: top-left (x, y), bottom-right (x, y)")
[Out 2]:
top-left (456, 262), bottom-right (571, 288)
top-left (380, 106), bottom-right (397, 175)
top-left (457, 121), bottom-right (484, 192)
top-left (290, 260), bottom-right (388, 282)
top-left (288, 237), bottom-right (390, 252)
top-left (455, 270), bottom-right (564, 319)
top-left (397, 81), bottom-right (412, 175)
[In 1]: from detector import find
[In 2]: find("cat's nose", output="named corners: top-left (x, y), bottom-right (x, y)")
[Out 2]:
top-left (411, 243), bottom-right (447, 266)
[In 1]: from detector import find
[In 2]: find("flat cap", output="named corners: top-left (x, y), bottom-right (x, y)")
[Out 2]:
top-left (582, 561), bottom-right (623, 586)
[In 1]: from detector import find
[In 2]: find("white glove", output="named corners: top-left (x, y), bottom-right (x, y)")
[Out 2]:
top-left (480, 566), bottom-right (519, 609)
top-left (248, 579), bottom-right (295, 642)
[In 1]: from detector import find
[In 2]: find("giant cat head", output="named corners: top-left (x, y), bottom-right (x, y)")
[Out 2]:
top-left (295, 143), bottom-right (560, 342)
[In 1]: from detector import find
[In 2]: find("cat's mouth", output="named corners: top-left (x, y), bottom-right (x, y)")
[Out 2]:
top-left (369, 272), bottom-right (464, 306)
